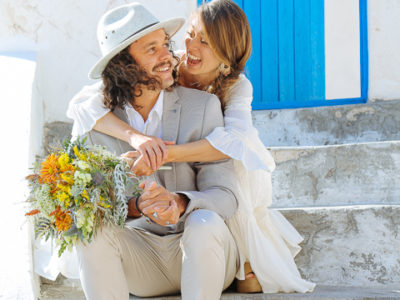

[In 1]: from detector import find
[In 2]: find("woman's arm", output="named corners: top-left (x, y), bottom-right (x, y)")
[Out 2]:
top-left (67, 84), bottom-right (168, 170)
top-left (94, 112), bottom-right (170, 170)
top-left (166, 139), bottom-right (229, 163)
top-left (164, 75), bottom-right (275, 171)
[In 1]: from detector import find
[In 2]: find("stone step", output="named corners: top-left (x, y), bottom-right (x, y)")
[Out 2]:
top-left (270, 141), bottom-right (400, 207)
top-left (281, 205), bottom-right (400, 288)
top-left (40, 284), bottom-right (400, 300)
top-left (40, 204), bottom-right (400, 298)
top-left (253, 100), bottom-right (400, 147)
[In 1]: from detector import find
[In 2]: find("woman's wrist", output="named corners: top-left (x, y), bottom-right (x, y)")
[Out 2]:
top-left (165, 145), bottom-right (178, 163)
top-left (126, 130), bottom-right (145, 148)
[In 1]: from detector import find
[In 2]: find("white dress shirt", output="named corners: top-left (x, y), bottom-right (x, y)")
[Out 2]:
top-left (125, 90), bottom-right (163, 138)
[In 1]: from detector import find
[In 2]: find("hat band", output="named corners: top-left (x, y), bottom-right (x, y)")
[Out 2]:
top-left (121, 21), bottom-right (159, 44)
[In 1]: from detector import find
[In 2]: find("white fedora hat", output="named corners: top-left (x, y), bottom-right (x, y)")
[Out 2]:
top-left (88, 2), bottom-right (185, 79)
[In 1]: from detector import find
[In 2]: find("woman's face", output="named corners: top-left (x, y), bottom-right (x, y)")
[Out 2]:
top-left (184, 15), bottom-right (222, 79)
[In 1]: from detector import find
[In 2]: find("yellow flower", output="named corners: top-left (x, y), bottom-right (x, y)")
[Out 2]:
top-left (81, 190), bottom-right (89, 200)
top-left (73, 145), bottom-right (87, 161)
top-left (57, 191), bottom-right (71, 208)
top-left (58, 153), bottom-right (69, 171)
top-left (61, 173), bottom-right (74, 185)
top-left (57, 184), bottom-right (71, 195)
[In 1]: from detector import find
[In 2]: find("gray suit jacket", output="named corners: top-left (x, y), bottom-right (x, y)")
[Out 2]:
top-left (84, 86), bottom-right (239, 235)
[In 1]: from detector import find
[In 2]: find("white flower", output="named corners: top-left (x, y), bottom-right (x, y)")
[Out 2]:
top-left (34, 184), bottom-right (56, 217)
top-left (74, 171), bottom-right (92, 186)
top-left (77, 160), bottom-right (90, 170)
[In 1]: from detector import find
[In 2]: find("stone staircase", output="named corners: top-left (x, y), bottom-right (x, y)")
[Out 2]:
top-left (40, 100), bottom-right (400, 299)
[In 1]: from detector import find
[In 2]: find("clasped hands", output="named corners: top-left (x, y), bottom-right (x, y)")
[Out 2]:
top-left (128, 181), bottom-right (187, 226)
top-left (122, 135), bottom-right (174, 176)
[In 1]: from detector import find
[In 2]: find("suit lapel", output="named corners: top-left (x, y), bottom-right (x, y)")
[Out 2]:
top-left (161, 88), bottom-right (181, 191)
top-left (162, 89), bottom-right (181, 143)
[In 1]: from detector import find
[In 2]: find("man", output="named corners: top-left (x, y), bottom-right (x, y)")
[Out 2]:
top-left (75, 3), bottom-right (239, 300)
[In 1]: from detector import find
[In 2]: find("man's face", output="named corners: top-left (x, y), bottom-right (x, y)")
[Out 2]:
top-left (128, 29), bottom-right (174, 89)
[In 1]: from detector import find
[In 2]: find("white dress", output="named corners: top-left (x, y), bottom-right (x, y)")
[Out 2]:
top-left (59, 75), bottom-right (315, 292)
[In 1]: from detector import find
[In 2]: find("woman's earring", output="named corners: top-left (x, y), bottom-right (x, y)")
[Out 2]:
top-left (219, 64), bottom-right (230, 76)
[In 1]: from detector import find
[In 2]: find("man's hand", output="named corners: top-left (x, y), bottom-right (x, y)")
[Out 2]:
top-left (137, 181), bottom-right (188, 226)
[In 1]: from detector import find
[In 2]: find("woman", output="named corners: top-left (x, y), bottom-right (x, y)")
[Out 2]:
top-left (67, 0), bottom-right (315, 293)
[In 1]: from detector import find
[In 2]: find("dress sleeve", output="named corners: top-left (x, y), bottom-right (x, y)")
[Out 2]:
top-left (66, 81), bottom-right (110, 138)
top-left (205, 75), bottom-right (276, 172)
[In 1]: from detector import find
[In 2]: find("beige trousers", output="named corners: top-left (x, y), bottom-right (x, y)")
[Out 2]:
top-left (76, 209), bottom-right (239, 300)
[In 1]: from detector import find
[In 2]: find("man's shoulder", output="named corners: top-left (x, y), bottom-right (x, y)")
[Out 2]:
top-left (172, 86), bottom-right (220, 107)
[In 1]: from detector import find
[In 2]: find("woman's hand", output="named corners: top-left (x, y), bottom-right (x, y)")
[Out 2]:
top-left (128, 134), bottom-right (174, 171)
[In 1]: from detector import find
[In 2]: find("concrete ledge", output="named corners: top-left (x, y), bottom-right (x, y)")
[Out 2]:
top-left (253, 100), bottom-right (400, 147)
top-left (270, 141), bottom-right (400, 207)
top-left (40, 284), bottom-right (400, 299)
top-left (40, 205), bottom-right (400, 298)
top-left (282, 205), bottom-right (400, 288)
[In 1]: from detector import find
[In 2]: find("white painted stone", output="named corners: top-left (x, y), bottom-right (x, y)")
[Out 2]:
top-left (0, 0), bottom-right (196, 126)
top-left (270, 141), bottom-right (400, 207)
top-left (41, 205), bottom-right (400, 297)
top-left (0, 0), bottom-right (399, 136)
top-left (283, 205), bottom-right (400, 288)
top-left (253, 100), bottom-right (400, 147)
top-left (0, 54), bottom-right (40, 299)
top-left (368, 0), bottom-right (400, 101)
top-left (325, 0), bottom-right (361, 100)
top-left (41, 285), bottom-right (400, 300)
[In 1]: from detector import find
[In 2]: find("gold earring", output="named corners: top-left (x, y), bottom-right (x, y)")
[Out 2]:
top-left (220, 64), bottom-right (230, 76)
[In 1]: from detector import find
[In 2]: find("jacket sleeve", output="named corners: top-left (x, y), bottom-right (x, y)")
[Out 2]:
top-left (176, 94), bottom-right (239, 222)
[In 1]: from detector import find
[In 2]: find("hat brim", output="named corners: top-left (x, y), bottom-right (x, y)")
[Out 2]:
top-left (88, 17), bottom-right (185, 79)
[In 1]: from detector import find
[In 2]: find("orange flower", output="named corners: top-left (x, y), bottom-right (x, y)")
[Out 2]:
top-left (52, 208), bottom-right (72, 232)
top-left (25, 174), bottom-right (39, 181)
top-left (25, 209), bottom-right (40, 216)
top-left (39, 153), bottom-right (59, 185)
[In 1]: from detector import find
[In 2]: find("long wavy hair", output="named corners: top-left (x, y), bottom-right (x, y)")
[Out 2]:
top-left (198, 0), bottom-right (252, 108)
top-left (101, 40), bottom-right (179, 111)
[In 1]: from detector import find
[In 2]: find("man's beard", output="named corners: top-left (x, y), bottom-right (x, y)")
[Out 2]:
top-left (149, 61), bottom-right (174, 89)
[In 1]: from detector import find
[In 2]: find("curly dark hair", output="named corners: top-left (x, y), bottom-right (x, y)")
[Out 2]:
top-left (101, 40), bottom-right (179, 111)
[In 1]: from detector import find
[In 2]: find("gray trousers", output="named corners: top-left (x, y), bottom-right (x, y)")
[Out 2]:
top-left (76, 209), bottom-right (239, 300)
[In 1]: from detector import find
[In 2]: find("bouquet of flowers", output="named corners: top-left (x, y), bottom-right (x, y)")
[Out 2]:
top-left (25, 138), bottom-right (140, 256)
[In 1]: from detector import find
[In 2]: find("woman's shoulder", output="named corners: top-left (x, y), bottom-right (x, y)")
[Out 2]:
top-left (225, 74), bottom-right (253, 106)
top-left (231, 74), bottom-right (252, 92)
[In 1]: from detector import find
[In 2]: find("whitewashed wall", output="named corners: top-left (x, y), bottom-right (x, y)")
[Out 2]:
top-left (0, 0), bottom-right (399, 127)
top-left (368, 0), bottom-right (400, 101)
top-left (0, 0), bottom-right (196, 126)
top-left (325, 0), bottom-right (361, 100)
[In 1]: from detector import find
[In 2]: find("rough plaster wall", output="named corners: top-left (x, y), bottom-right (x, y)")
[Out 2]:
top-left (1, 0), bottom-right (399, 132)
top-left (284, 205), bottom-right (400, 287)
top-left (0, 0), bottom-right (196, 125)
top-left (253, 100), bottom-right (400, 147)
top-left (270, 141), bottom-right (400, 207)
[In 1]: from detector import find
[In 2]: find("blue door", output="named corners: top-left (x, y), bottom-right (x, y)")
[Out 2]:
top-left (197, 0), bottom-right (368, 110)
